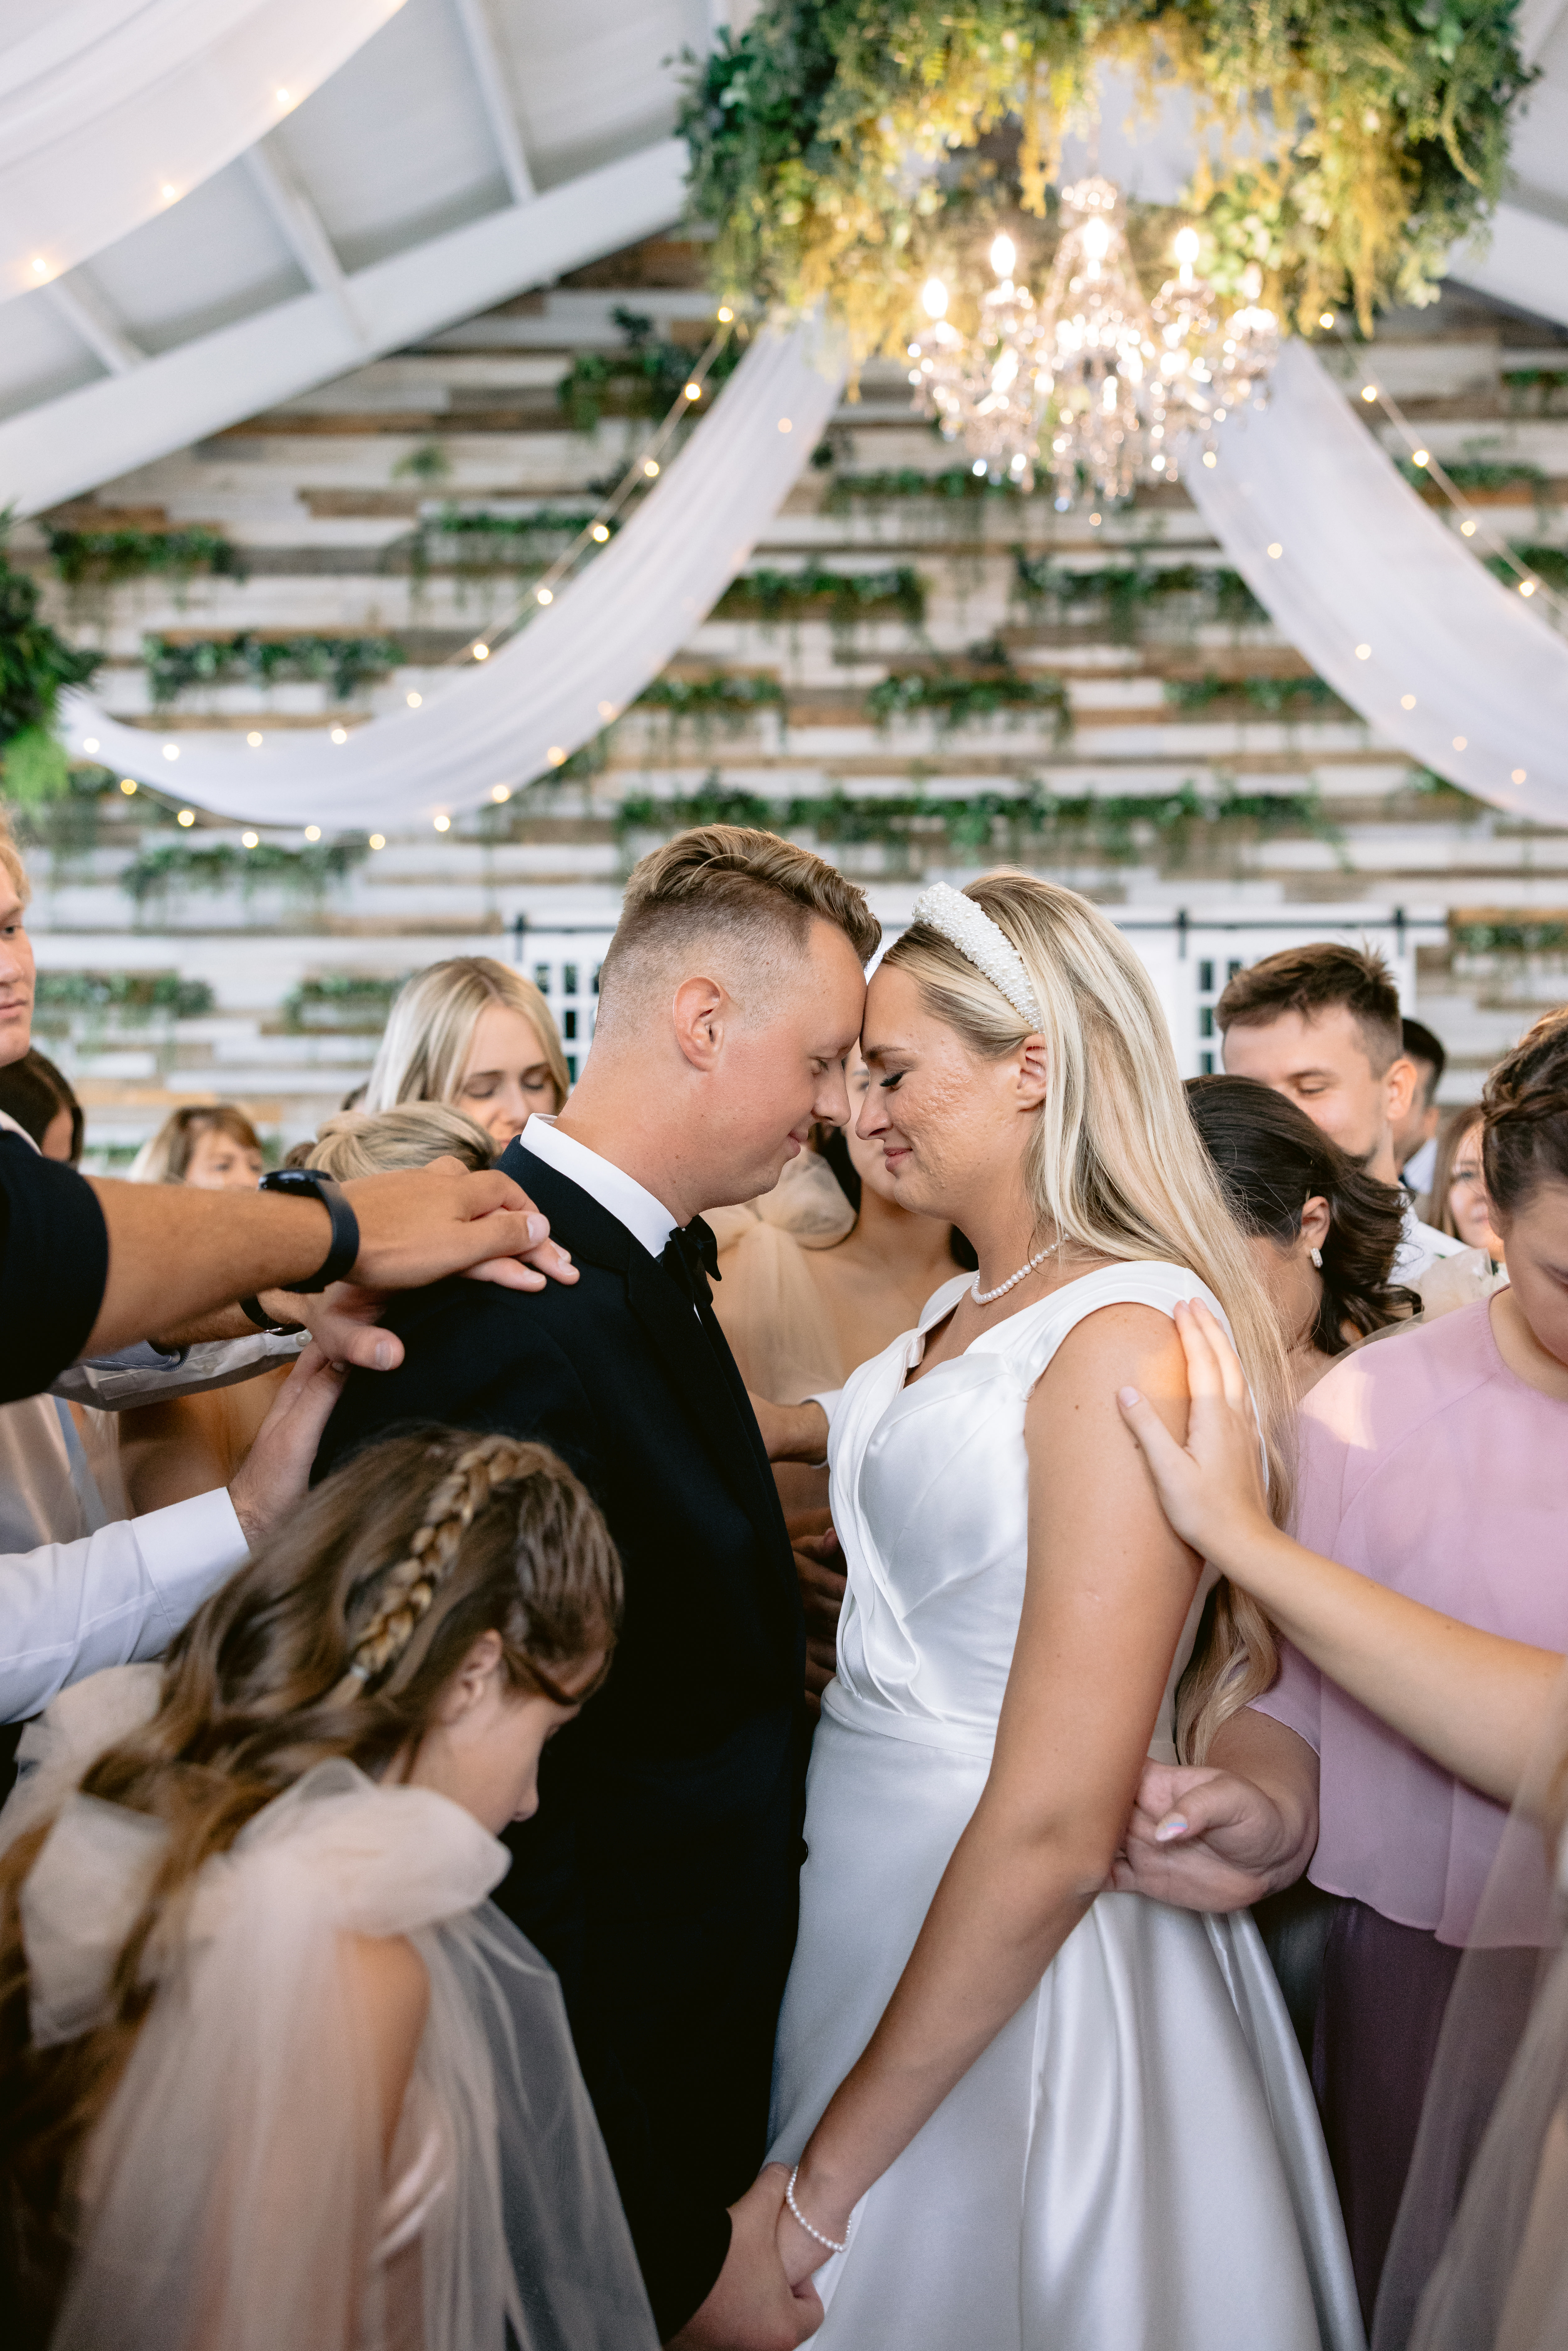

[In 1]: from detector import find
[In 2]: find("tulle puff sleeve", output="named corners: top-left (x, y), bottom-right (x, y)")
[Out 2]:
top-left (21, 1744), bottom-right (657, 2351)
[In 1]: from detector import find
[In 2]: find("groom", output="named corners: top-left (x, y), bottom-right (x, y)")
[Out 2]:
top-left (316, 828), bottom-right (876, 2344)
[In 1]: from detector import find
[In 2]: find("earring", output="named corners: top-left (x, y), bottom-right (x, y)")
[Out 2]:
top-left (1310, 1247), bottom-right (1323, 1268)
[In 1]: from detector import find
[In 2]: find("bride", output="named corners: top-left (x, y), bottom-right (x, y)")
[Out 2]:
top-left (0, 1424), bottom-right (657, 2351)
top-left (762, 875), bottom-right (1363, 2350)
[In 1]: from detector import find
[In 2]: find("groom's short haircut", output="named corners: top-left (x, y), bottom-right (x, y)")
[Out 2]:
top-left (596, 825), bottom-right (879, 1029)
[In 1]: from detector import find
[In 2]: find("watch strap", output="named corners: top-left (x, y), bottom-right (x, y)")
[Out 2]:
top-left (259, 1169), bottom-right (362, 1293)
top-left (239, 1295), bottom-right (303, 1335)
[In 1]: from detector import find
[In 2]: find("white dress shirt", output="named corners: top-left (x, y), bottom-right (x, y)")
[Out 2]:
top-left (1401, 1133), bottom-right (1439, 1201)
top-left (1, 1485), bottom-right (248, 1723)
top-left (1392, 1201), bottom-right (1466, 1286)
top-left (520, 1114), bottom-right (680, 1262)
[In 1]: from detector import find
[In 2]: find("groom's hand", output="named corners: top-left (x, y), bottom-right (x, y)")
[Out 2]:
top-left (790, 1519), bottom-right (845, 1710)
top-left (666, 2166), bottom-right (822, 2350)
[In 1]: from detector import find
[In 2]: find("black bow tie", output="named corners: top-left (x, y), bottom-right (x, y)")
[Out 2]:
top-left (660, 1216), bottom-right (721, 1310)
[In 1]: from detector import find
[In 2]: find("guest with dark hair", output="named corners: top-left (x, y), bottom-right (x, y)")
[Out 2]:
top-left (1393, 1017), bottom-right (1446, 1201)
top-left (1187, 1075), bottom-right (1414, 1396)
top-left (1217, 944), bottom-right (1462, 1282)
top-left (1115, 1003), bottom-right (1568, 2333)
top-left (0, 1049), bottom-right (81, 1164)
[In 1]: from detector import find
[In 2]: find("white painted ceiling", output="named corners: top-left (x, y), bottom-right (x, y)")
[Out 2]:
top-left (2, 0), bottom-right (1566, 517)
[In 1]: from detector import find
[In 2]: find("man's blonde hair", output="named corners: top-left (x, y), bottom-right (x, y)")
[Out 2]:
top-left (597, 826), bottom-right (879, 1033)
top-left (363, 956), bottom-right (569, 1117)
top-left (0, 813), bottom-right (30, 908)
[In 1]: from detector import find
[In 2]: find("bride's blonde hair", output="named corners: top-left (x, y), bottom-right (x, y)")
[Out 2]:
top-left (882, 872), bottom-right (1292, 1762)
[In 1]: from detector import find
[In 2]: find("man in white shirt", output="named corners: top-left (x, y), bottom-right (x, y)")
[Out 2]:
top-left (1215, 942), bottom-right (1464, 1284)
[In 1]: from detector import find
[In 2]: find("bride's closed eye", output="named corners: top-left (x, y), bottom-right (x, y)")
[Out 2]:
top-left (879, 1071), bottom-right (905, 1092)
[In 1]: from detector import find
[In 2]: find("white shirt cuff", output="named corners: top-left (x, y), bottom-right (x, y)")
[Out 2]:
top-left (136, 1487), bottom-right (251, 1644)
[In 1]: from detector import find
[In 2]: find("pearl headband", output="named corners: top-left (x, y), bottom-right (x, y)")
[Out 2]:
top-left (908, 882), bottom-right (1044, 1031)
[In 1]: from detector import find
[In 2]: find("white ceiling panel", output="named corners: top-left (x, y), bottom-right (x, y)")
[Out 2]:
top-left (0, 284), bottom-right (104, 426)
top-left (271, 0), bottom-right (511, 270)
top-left (499, 0), bottom-right (705, 189)
top-left (80, 159), bottom-right (309, 355)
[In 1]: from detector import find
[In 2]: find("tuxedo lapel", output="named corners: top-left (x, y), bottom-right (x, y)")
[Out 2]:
top-left (508, 1145), bottom-right (787, 1546)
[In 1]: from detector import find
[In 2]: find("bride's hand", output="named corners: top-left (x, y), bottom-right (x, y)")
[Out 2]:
top-left (775, 2159), bottom-right (851, 2292)
top-left (1115, 1299), bottom-right (1273, 1573)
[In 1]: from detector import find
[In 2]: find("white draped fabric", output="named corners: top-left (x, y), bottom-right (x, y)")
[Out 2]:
top-left (0, 0), bottom-right (406, 306)
top-left (1183, 340), bottom-right (1568, 818)
top-left (61, 318), bottom-right (847, 829)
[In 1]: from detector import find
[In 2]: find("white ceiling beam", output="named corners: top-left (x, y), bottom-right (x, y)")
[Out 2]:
top-left (1517, 0), bottom-right (1568, 63)
top-left (0, 139), bottom-right (688, 516)
top-left (1448, 197), bottom-right (1568, 332)
top-left (241, 143), bottom-right (364, 341)
top-left (450, 0), bottom-right (536, 205)
top-left (41, 273), bottom-right (143, 374)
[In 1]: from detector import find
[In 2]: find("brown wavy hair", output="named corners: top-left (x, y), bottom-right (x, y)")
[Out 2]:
top-left (1186, 1077), bottom-right (1417, 1353)
top-left (1482, 1008), bottom-right (1568, 1217)
top-left (0, 1430), bottom-right (620, 2342)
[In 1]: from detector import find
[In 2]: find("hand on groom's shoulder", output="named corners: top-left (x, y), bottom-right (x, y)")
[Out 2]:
top-left (310, 1267), bottom-right (602, 1494)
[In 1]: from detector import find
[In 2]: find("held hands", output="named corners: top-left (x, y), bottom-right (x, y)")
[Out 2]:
top-left (668, 2166), bottom-right (822, 2350)
top-left (1112, 1759), bottom-right (1306, 1911)
top-left (1115, 1299), bottom-right (1273, 1573)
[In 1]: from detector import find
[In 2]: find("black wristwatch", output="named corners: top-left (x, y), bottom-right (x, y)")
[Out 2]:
top-left (259, 1167), bottom-right (362, 1293)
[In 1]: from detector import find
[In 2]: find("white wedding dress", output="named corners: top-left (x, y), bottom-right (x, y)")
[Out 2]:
top-left (770, 1262), bottom-right (1365, 2351)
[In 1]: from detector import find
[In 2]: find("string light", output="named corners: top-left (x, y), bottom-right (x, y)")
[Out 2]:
top-left (590, 523), bottom-right (610, 542)
top-left (241, 830), bottom-right (258, 848)
top-left (1319, 311), bottom-right (1336, 329)
top-left (304, 824), bottom-right (321, 841)
top-left (82, 736), bottom-right (99, 753)
top-left (597, 700), bottom-right (618, 720)
top-left (120, 778), bottom-right (136, 795)
top-left (275, 87), bottom-right (291, 104)
top-left (1401, 693), bottom-right (1416, 709)
top-left (247, 731), bottom-right (263, 746)
top-left (490, 784), bottom-right (511, 802)
top-left (162, 743), bottom-right (179, 760)
top-left (1520, 580), bottom-right (1537, 596)
top-left (368, 832), bottom-right (385, 850)
top-left (433, 813), bottom-right (450, 831)
top-left (177, 808), bottom-right (195, 826)
top-left (161, 184), bottom-right (178, 203)
top-left (535, 587), bottom-right (553, 604)
top-left (684, 382), bottom-right (702, 401)
top-left (546, 746), bottom-right (567, 766)
top-left (30, 258), bottom-right (48, 277)
top-left (1512, 767), bottom-right (1527, 782)
top-left (777, 417), bottom-right (792, 433)
top-left (330, 726), bottom-right (348, 743)
top-left (1460, 520), bottom-right (1478, 537)
top-left (1355, 643), bottom-right (1372, 659)
top-left (406, 690), bottom-right (422, 706)
top-left (1267, 543), bottom-right (1283, 558)
top-left (472, 642), bottom-right (489, 660)
top-left (1361, 385), bottom-right (1378, 402)
top-left (1453, 735), bottom-right (1468, 750)
top-left (643, 460), bottom-right (660, 478)
top-left (717, 306), bottom-right (735, 323)
top-left (1412, 449), bottom-right (1430, 467)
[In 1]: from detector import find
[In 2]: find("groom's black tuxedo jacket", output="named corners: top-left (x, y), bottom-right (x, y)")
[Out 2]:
top-left (314, 1143), bottom-right (806, 2335)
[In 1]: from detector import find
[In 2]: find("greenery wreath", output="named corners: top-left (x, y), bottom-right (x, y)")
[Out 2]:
top-left (679, 0), bottom-right (1531, 353)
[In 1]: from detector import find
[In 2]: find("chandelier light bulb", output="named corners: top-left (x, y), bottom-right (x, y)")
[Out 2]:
top-left (989, 234), bottom-right (1017, 281)
top-left (922, 277), bottom-right (949, 320)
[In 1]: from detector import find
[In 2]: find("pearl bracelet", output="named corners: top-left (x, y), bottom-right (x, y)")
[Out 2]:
top-left (785, 2165), bottom-right (847, 2256)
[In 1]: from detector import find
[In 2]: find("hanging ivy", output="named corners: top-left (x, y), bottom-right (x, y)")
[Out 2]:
top-left (142, 632), bottom-right (407, 706)
top-left (821, 464), bottom-right (1039, 510)
top-left (0, 529), bottom-right (102, 801)
top-left (32, 970), bottom-right (215, 1023)
top-left (866, 662), bottom-right (1070, 737)
top-left (45, 525), bottom-right (246, 590)
top-left (679, 0), bottom-right (1530, 349)
top-left (616, 773), bottom-right (1336, 865)
top-left (558, 307), bottom-right (745, 434)
top-left (635, 673), bottom-right (789, 739)
top-left (1163, 672), bottom-right (1347, 714)
top-left (283, 973), bottom-right (408, 1030)
top-left (714, 561), bottom-right (927, 626)
top-left (120, 838), bottom-right (366, 906)
top-left (1012, 555), bottom-right (1268, 639)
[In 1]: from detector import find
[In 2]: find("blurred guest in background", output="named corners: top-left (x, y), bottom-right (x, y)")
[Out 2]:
top-left (285, 1101), bottom-right (495, 1177)
top-left (362, 955), bottom-right (569, 1148)
top-left (129, 1102), bottom-right (264, 1189)
top-left (0, 1048), bottom-right (81, 1164)
top-left (118, 1101), bottom-right (496, 1515)
top-left (1392, 1017), bottom-right (1446, 1203)
top-left (1187, 1076), bottom-right (1414, 1397)
top-left (1216, 944), bottom-right (1462, 1284)
top-left (1429, 1103), bottom-right (1505, 1266)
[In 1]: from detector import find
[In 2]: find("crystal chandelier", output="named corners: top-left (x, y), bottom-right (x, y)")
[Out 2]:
top-left (907, 235), bottom-right (1053, 490)
top-left (904, 178), bottom-right (1281, 506)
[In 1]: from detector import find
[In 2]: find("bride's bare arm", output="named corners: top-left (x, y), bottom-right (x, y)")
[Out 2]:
top-left (780, 1303), bottom-right (1200, 2275)
top-left (1117, 1299), bottom-right (1562, 1806)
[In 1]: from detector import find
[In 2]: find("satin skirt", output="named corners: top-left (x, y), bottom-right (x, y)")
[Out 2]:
top-left (769, 1698), bottom-right (1365, 2351)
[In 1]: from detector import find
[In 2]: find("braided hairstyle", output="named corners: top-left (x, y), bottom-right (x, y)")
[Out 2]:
top-left (1482, 1008), bottom-right (1568, 1217)
top-left (0, 1431), bottom-right (620, 2334)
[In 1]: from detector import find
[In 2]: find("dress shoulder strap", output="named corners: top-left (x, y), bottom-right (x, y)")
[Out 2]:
top-left (989, 1260), bottom-right (1229, 1394)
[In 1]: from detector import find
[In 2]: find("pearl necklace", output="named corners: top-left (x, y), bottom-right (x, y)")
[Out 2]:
top-left (971, 1236), bottom-right (1062, 1306)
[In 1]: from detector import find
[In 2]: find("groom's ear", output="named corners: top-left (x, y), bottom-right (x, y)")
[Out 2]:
top-left (1016, 1034), bottom-right (1050, 1109)
top-left (671, 974), bottom-right (729, 1072)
